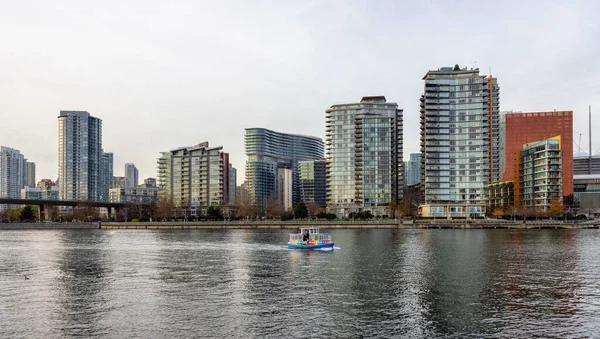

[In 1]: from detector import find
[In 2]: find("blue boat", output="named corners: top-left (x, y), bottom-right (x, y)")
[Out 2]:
top-left (288, 227), bottom-right (334, 250)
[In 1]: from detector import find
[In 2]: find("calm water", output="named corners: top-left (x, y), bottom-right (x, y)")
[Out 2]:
top-left (1, 229), bottom-right (600, 338)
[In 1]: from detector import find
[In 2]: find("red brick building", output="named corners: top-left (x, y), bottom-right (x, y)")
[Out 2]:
top-left (502, 111), bottom-right (573, 197)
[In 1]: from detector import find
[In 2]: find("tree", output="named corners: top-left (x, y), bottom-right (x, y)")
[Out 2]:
top-left (234, 186), bottom-right (259, 219)
top-left (293, 201), bottom-right (308, 219)
top-left (547, 199), bottom-right (564, 218)
top-left (206, 206), bottom-right (223, 221)
top-left (305, 202), bottom-right (319, 217)
top-left (265, 194), bottom-right (285, 219)
top-left (453, 64), bottom-right (461, 71)
top-left (492, 209), bottom-right (504, 218)
top-left (156, 193), bottom-right (174, 221)
top-left (21, 205), bottom-right (35, 221)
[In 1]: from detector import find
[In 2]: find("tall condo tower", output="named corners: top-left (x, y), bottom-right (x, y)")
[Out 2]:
top-left (124, 163), bottom-right (139, 188)
top-left (245, 128), bottom-right (323, 211)
top-left (420, 66), bottom-right (499, 205)
top-left (58, 111), bottom-right (103, 202)
top-left (100, 152), bottom-right (113, 202)
top-left (326, 96), bottom-right (403, 217)
top-left (0, 146), bottom-right (26, 210)
top-left (157, 142), bottom-right (230, 217)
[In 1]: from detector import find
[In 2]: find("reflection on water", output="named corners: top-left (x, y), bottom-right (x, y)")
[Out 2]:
top-left (1, 229), bottom-right (600, 338)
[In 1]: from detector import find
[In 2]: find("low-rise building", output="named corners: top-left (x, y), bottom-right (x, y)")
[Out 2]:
top-left (109, 186), bottom-right (159, 204)
top-left (486, 181), bottom-right (515, 211)
top-left (418, 203), bottom-right (486, 218)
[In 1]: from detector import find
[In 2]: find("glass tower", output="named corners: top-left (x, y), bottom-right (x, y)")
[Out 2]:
top-left (420, 67), bottom-right (499, 205)
top-left (58, 111), bottom-right (103, 202)
top-left (326, 96), bottom-right (403, 217)
top-left (245, 128), bottom-right (323, 211)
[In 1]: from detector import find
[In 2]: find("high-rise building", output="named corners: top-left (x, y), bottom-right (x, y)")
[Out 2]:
top-left (245, 128), bottom-right (323, 211)
top-left (229, 164), bottom-right (237, 202)
top-left (100, 152), bottom-right (113, 202)
top-left (299, 159), bottom-right (327, 209)
top-left (25, 161), bottom-right (36, 188)
top-left (326, 96), bottom-right (403, 217)
top-left (124, 163), bottom-right (139, 188)
top-left (0, 146), bottom-right (26, 210)
top-left (501, 111), bottom-right (573, 197)
top-left (404, 153), bottom-right (421, 186)
top-left (420, 66), bottom-right (499, 206)
top-left (518, 136), bottom-right (563, 210)
top-left (157, 142), bottom-right (230, 217)
top-left (58, 111), bottom-right (102, 201)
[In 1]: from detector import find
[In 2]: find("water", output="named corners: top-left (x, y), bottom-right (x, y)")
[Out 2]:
top-left (1, 229), bottom-right (600, 338)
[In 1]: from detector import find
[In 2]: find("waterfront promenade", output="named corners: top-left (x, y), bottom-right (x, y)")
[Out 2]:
top-left (1, 219), bottom-right (598, 230)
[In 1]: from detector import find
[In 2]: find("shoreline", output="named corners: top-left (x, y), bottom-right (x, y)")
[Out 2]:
top-left (1, 220), bottom-right (598, 230)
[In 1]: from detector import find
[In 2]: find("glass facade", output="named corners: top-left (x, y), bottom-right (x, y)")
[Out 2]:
top-left (420, 67), bottom-right (499, 205)
top-left (245, 128), bottom-right (323, 211)
top-left (405, 153), bottom-right (421, 186)
top-left (58, 111), bottom-right (103, 202)
top-left (299, 160), bottom-right (327, 208)
top-left (326, 96), bottom-right (403, 217)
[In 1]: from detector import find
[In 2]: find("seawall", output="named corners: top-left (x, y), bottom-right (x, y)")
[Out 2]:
top-left (1, 220), bottom-right (599, 230)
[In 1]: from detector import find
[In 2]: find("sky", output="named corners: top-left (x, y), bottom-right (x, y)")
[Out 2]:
top-left (1, 0), bottom-right (599, 184)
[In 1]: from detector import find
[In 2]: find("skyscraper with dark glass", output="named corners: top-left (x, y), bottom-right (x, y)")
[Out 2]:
top-left (245, 128), bottom-right (323, 211)
top-left (326, 96), bottom-right (403, 217)
top-left (420, 66), bottom-right (499, 206)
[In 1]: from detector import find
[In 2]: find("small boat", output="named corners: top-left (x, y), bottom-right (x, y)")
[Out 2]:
top-left (288, 227), bottom-right (334, 250)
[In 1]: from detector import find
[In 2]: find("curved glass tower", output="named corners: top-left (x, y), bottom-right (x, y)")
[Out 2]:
top-left (245, 128), bottom-right (323, 211)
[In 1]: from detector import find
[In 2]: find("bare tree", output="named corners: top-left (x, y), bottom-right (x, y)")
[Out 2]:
top-left (305, 202), bottom-right (319, 217)
top-left (265, 194), bottom-right (285, 219)
top-left (235, 186), bottom-right (258, 219)
top-left (156, 193), bottom-right (175, 221)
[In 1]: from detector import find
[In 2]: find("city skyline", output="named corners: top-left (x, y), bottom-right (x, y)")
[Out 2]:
top-left (1, 1), bottom-right (599, 184)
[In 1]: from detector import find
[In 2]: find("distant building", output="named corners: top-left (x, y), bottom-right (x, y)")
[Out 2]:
top-left (0, 146), bottom-right (26, 210)
top-left (124, 163), bottom-right (139, 188)
top-left (113, 176), bottom-right (126, 189)
top-left (420, 66), bottom-right (499, 206)
top-left (25, 161), bottom-right (36, 188)
top-left (404, 153), bottom-right (421, 186)
top-left (574, 154), bottom-right (600, 175)
top-left (21, 187), bottom-right (42, 200)
top-left (100, 152), bottom-right (114, 202)
top-left (37, 179), bottom-right (56, 190)
top-left (501, 111), bottom-right (573, 197)
top-left (326, 96), bottom-right (403, 217)
top-left (245, 128), bottom-right (323, 211)
top-left (58, 110), bottom-right (102, 201)
top-left (109, 186), bottom-right (158, 204)
top-left (229, 165), bottom-right (237, 202)
top-left (21, 186), bottom-right (59, 201)
top-left (299, 159), bottom-right (327, 209)
top-left (277, 168), bottom-right (293, 211)
top-left (141, 177), bottom-right (157, 188)
top-left (158, 142), bottom-right (230, 217)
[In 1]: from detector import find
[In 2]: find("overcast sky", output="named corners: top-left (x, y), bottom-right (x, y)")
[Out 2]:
top-left (1, 0), bottom-right (599, 184)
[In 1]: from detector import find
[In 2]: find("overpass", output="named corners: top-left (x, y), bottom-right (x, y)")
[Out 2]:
top-left (0, 198), bottom-right (127, 221)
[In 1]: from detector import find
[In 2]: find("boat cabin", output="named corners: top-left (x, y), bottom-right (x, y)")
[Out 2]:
top-left (289, 227), bottom-right (332, 243)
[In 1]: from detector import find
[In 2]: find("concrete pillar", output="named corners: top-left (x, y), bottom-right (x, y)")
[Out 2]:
top-left (43, 204), bottom-right (52, 221)
top-left (38, 205), bottom-right (44, 221)
top-left (108, 207), bottom-right (112, 221)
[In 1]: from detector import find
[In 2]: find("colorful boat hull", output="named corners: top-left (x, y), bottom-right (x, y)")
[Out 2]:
top-left (287, 242), bottom-right (334, 250)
